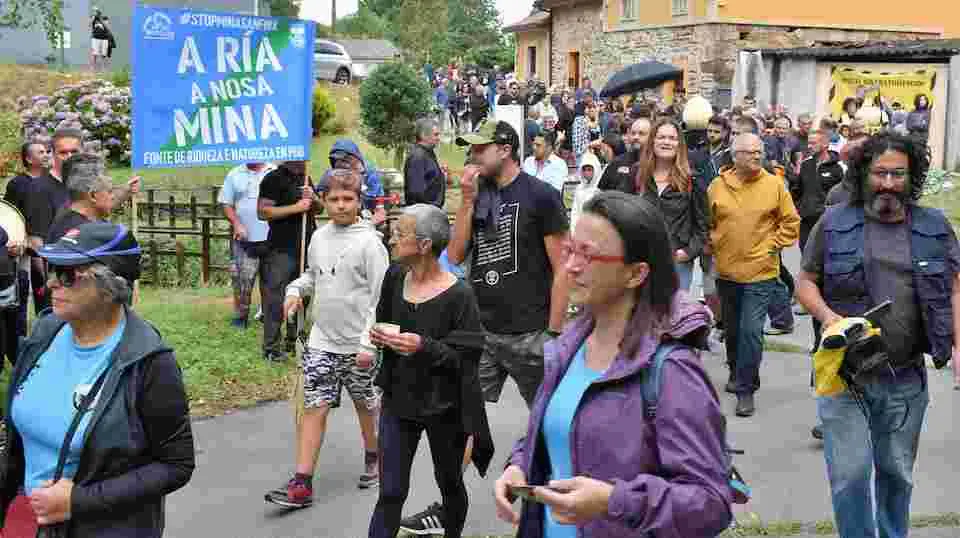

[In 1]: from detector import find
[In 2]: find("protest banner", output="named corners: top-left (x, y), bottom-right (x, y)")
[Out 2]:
top-left (132, 6), bottom-right (315, 169)
top-left (828, 65), bottom-right (936, 132)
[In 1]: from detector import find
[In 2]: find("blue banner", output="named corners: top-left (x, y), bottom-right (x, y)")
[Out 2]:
top-left (132, 6), bottom-right (315, 168)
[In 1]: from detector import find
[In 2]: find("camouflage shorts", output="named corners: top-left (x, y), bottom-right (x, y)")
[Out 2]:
top-left (302, 348), bottom-right (381, 410)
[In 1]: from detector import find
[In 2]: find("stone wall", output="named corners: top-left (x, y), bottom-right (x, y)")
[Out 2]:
top-left (549, 1), bottom-right (605, 88)
top-left (588, 23), bottom-right (938, 102)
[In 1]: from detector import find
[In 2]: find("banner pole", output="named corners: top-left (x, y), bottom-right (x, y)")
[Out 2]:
top-left (131, 186), bottom-right (140, 306)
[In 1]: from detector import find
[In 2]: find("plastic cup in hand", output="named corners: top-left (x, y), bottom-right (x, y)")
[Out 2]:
top-left (374, 323), bottom-right (411, 356)
top-left (374, 322), bottom-right (400, 336)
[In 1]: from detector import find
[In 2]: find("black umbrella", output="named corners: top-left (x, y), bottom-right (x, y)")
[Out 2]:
top-left (599, 61), bottom-right (683, 99)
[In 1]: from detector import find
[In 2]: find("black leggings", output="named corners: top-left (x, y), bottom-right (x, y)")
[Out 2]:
top-left (368, 408), bottom-right (469, 538)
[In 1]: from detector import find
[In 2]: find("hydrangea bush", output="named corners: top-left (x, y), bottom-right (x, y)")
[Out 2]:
top-left (17, 79), bottom-right (132, 165)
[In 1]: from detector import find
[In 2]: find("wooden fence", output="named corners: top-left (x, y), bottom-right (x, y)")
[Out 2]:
top-left (121, 187), bottom-right (454, 286)
top-left (116, 187), bottom-right (232, 286)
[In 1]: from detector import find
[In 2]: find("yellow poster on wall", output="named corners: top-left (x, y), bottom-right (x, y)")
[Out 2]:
top-left (828, 65), bottom-right (936, 133)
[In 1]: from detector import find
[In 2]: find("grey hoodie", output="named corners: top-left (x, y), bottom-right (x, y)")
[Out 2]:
top-left (286, 219), bottom-right (389, 354)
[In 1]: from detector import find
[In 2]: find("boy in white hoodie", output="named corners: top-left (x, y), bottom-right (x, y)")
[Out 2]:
top-left (265, 169), bottom-right (390, 509)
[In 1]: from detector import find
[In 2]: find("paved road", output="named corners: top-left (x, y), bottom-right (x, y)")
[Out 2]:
top-left (164, 246), bottom-right (960, 537)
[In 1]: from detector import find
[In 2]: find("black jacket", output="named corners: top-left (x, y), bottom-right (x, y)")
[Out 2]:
top-left (0, 308), bottom-right (195, 538)
top-left (791, 151), bottom-right (846, 219)
top-left (403, 143), bottom-right (445, 208)
top-left (374, 266), bottom-right (494, 477)
top-left (597, 149), bottom-right (640, 192)
top-left (637, 177), bottom-right (708, 260)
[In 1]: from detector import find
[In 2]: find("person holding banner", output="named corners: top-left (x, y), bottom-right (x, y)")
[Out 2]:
top-left (24, 129), bottom-right (139, 314)
top-left (257, 161), bottom-right (319, 362)
top-left (46, 153), bottom-right (119, 244)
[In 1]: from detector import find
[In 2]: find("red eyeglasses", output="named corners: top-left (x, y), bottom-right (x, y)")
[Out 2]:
top-left (561, 240), bottom-right (624, 265)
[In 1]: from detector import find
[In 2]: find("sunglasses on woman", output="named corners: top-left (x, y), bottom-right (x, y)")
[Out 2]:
top-left (48, 264), bottom-right (88, 288)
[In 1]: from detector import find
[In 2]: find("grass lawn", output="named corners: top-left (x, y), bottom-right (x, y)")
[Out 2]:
top-left (135, 286), bottom-right (293, 417)
top-left (0, 287), bottom-right (288, 418)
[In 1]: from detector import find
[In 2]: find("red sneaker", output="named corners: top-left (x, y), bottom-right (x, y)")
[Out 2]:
top-left (264, 477), bottom-right (313, 509)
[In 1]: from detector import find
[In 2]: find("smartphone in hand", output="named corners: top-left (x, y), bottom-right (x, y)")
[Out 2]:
top-left (509, 485), bottom-right (559, 503)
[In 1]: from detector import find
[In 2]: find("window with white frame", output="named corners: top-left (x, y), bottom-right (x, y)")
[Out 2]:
top-left (672, 0), bottom-right (688, 15)
top-left (622, 0), bottom-right (639, 20)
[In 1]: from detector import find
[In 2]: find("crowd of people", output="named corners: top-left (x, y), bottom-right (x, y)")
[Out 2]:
top-left (381, 79), bottom-right (957, 538)
top-left (0, 68), bottom-right (954, 538)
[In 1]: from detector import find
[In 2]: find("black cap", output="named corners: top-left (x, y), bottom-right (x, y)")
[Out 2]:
top-left (39, 222), bottom-right (142, 283)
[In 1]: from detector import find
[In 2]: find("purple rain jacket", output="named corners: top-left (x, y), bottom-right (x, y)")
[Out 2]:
top-left (509, 292), bottom-right (733, 537)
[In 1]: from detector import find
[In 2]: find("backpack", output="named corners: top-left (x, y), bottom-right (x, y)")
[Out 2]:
top-left (642, 342), bottom-right (751, 504)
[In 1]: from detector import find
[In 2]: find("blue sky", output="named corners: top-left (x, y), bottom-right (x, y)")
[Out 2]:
top-left (299, 0), bottom-right (534, 28)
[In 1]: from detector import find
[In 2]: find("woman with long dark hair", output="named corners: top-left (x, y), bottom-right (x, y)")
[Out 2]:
top-left (632, 118), bottom-right (707, 291)
top-left (493, 192), bottom-right (732, 538)
top-left (906, 93), bottom-right (931, 139)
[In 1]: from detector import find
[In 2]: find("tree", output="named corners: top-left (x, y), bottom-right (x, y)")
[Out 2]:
top-left (466, 34), bottom-right (516, 71)
top-left (336, 6), bottom-right (391, 39)
top-left (359, 63), bottom-right (432, 168)
top-left (361, 0), bottom-right (404, 19)
top-left (0, 0), bottom-right (66, 67)
top-left (393, 0), bottom-right (447, 66)
top-left (425, 0), bottom-right (503, 68)
top-left (267, 0), bottom-right (301, 17)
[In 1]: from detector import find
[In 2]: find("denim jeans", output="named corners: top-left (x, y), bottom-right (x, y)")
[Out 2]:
top-left (261, 249), bottom-right (301, 355)
top-left (717, 279), bottom-right (776, 394)
top-left (767, 256), bottom-right (795, 330)
top-left (818, 366), bottom-right (928, 538)
top-left (675, 260), bottom-right (694, 291)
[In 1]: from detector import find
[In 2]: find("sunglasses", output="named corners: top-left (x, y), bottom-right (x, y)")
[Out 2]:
top-left (48, 264), bottom-right (88, 288)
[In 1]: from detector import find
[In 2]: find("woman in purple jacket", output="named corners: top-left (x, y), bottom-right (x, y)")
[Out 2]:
top-left (494, 191), bottom-right (732, 537)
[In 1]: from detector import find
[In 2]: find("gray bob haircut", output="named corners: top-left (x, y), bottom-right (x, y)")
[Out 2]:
top-left (402, 204), bottom-right (450, 257)
top-left (415, 117), bottom-right (438, 142)
top-left (89, 263), bottom-right (133, 305)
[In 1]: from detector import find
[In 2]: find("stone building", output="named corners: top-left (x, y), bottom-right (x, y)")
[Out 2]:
top-left (507, 0), bottom-right (948, 106)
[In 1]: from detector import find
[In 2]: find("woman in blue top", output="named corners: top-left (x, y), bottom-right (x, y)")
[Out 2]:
top-left (494, 192), bottom-right (731, 537)
top-left (0, 223), bottom-right (195, 538)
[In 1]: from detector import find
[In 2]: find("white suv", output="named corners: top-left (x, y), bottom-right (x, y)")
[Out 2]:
top-left (314, 40), bottom-right (353, 84)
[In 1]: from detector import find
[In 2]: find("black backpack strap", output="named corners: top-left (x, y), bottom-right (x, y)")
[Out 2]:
top-left (52, 367), bottom-right (110, 481)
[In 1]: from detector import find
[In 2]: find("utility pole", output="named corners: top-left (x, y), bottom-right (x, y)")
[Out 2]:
top-left (331, 0), bottom-right (336, 32)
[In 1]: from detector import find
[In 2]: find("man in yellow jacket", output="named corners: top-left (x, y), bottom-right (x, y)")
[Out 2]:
top-left (709, 133), bottom-right (800, 417)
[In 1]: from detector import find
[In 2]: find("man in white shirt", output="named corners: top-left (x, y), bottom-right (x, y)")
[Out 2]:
top-left (219, 162), bottom-right (275, 329)
top-left (521, 131), bottom-right (568, 192)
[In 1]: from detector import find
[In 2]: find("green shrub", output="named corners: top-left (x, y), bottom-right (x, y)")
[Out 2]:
top-left (359, 62), bottom-right (432, 165)
top-left (312, 85), bottom-right (337, 135)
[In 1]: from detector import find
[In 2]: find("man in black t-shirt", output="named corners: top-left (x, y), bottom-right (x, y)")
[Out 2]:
top-left (4, 142), bottom-right (49, 215)
top-left (398, 120), bottom-right (569, 536)
top-left (257, 161), bottom-right (319, 361)
top-left (5, 141), bottom-right (49, 323)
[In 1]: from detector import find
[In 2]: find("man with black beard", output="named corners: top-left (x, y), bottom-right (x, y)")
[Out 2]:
top-left (597, 116), bottom-right (650, 192)
top-left (798, 132), bottom-right (960, 538)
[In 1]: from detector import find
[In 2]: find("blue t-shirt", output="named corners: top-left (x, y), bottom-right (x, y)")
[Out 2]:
top-left (542, 344), bottom-right (604, 538)
top-left (217, 165), bottom-right (274, 243)
top-left (11, 315), bottom-right (127, 494)
top-left (438, 249), bottom-right (465, 279)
